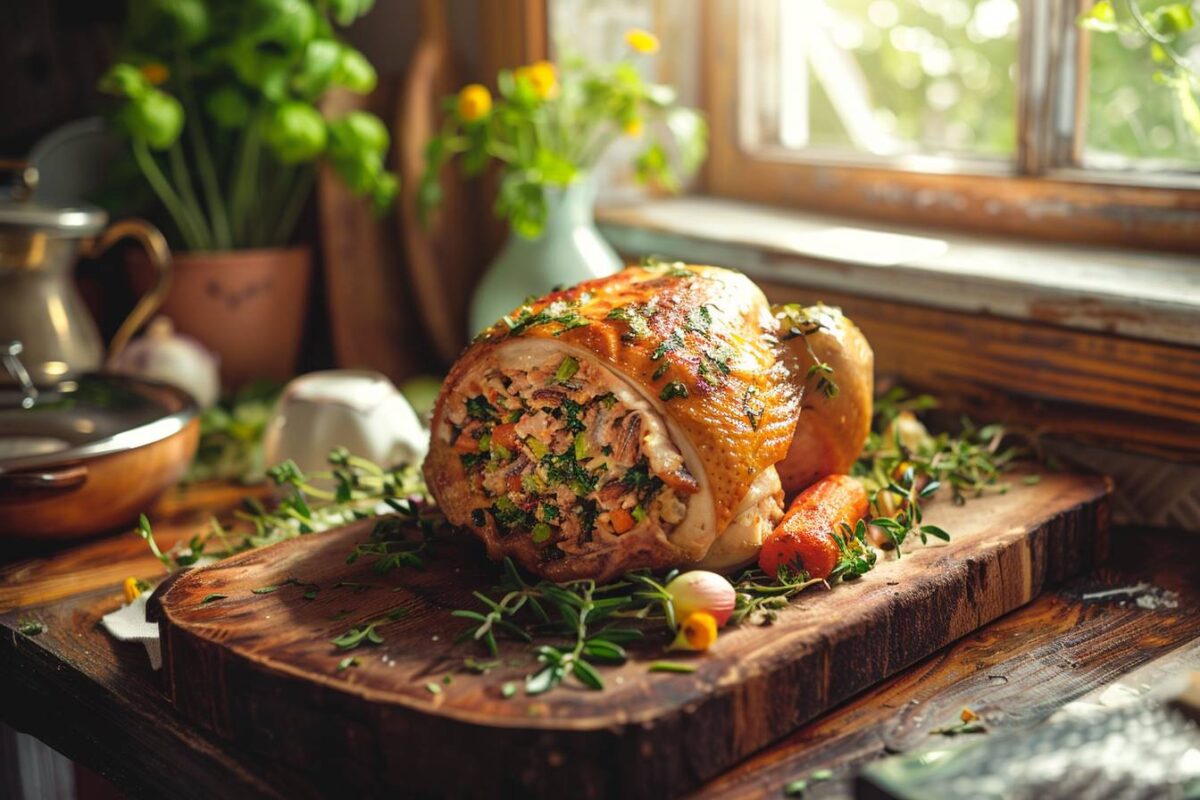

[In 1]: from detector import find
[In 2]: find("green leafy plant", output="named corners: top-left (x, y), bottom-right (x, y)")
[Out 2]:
top-left (420, 29), bottom-right (707, 238)
top-left (1081, 0), bottom-right (1200, 139)
top-left (98, 0), bottom-right (397, 251)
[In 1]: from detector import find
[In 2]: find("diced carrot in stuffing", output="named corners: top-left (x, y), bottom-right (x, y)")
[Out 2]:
top-left (610, 507), bottom-right (636, 534)
top-left (506, 474), bottom-right (523, 494)
top-left (454, 432), bottom-right (478, 452)
top-left (758, 474), bottom-right (868, 580)
top-left (491, 423), bottom-right (520, 451)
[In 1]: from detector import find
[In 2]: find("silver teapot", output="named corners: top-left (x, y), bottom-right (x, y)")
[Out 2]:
top-left (0, 164), bottom-right (172, 386)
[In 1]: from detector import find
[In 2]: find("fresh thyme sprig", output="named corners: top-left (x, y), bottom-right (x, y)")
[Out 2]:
top-left (138, 449), bottom-right (434, 572)
top-left (452, 558), bottom-right (653, 693)
top-left (774, 303), bottom-right (840, 400)
top-left (854, 389), bottom-right (1023, 555)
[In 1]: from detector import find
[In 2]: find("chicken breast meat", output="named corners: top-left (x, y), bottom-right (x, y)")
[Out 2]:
top-left (423, 264), bottom-right (800, 582)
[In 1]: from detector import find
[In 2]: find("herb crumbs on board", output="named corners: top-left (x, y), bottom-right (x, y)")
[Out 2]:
top-left (17, 621), bottom-right (44, 636)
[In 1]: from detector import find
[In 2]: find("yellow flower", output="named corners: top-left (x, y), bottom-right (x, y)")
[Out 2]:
top-left (516, 60), bottom-right (558, 99)
top-left (623, 118), bottom-right (644, 137)
top-left (670, 611), bottom-right (718, 652)
top-left (123, 576), bottom-right (143, 604)
top-left (140, 62), bottom-right (169, 85)
top-left (625, 28), bottom-right (660, 54)
top-left (457, 84), bottom-right (492, 122)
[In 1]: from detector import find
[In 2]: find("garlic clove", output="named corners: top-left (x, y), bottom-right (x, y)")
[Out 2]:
top-left (665, 570), bottom-right (736, 627)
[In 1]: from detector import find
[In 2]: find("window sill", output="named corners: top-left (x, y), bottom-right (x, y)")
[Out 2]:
top-left (596, 196), bottom-right (1200, 347)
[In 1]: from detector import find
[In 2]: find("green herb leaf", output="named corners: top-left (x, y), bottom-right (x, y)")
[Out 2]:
top-left (554, 355), bottom-right (579, 383)
top-left (336, 656), bottom-right (360, 672)
top-left (660, 381), bottom-right (689, 401)
top-left (648, 660), bottom-right (697, 673)
top-left (200, 593), bottom-right (228, 605)
top-left (17, 620), bottom-right (44, 637)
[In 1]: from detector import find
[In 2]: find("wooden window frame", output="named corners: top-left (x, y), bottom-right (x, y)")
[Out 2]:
top-left (699, 0), bottom-right (1200, 252)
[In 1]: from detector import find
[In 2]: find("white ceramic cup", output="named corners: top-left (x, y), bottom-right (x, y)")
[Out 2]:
top-left (262, 370), bottom-right (429, 476)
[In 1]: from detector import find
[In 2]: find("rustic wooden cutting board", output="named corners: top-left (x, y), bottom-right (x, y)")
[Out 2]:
top-left (154, 468), bottom-right (1110, 799)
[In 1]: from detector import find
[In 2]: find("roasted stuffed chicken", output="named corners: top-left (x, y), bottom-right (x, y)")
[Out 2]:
top-left (424, 264), bottom-right (800, 582)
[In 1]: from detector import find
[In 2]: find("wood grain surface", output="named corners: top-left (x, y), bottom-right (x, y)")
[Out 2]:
top-left (152, 469), bottom-right (1110, 798)
top-left (5, 525), bottom-right (1198, 800)
top-left (0, 482), bottom-right (267, 613)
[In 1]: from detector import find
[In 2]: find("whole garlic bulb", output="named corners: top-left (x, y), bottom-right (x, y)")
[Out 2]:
top-left (109, 317), bottom-right (220, 408)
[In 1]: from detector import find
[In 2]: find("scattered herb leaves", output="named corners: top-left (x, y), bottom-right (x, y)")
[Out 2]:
top-left (17, 620), bottom-right (44, 636)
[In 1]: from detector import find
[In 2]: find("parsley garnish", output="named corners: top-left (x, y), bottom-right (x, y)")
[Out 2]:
top-left (660, 381), bottom-right (689, 401)
top-left (504, 300), bottom-right (589, 337)
top-left (651, 331), bottom-right (683, 361)
top-left (743, 385), bottom-right (764, 430)
top-left (606, 306), bottom-right (651, 339)
top-left (466, 395), bottom-right (498, 422)
top-left (685, 304), bottom-right (712, 334)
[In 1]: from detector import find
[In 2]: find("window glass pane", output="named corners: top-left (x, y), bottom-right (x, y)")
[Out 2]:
top-left (774, 0), bottom-right (1019, 160)
top-left (1083, 1), bottom-right (1200, 170)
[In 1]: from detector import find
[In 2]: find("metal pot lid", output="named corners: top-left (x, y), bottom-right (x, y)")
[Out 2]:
top-left (0, 199), bottom-right (108, 236)
top-left (0, 372), bottom-right (197, 474)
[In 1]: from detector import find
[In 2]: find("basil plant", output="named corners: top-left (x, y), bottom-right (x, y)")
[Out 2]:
top-left (99, 0), bottom-right (396, 251)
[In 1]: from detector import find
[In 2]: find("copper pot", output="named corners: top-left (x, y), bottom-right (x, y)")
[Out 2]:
top-left (0, 371), bottom-right (198, 540)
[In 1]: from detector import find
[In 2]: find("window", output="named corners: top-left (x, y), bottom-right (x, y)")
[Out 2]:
top-left (751, 0), bottom-right (1020, 164)
top-left (737, 0), bottom-right (1200, 175)
top-left (544, 0), bottom-right (1199, 250)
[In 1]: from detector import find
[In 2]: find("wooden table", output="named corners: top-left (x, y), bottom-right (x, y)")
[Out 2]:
top-left (1, 484), bottom-right (1197, 799)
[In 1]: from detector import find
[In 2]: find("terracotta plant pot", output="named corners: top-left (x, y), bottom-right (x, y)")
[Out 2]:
top-left (130, 246), bottom-right (312, 389)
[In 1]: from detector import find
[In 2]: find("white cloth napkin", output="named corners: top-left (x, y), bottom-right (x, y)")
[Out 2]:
top-left (100, 595), bottom-right (162, 669)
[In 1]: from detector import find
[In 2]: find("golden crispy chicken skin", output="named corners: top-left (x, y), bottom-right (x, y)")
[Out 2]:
top-left (423, 264), bottom-right (799, 582)
top-left (773, 304), bottom-right (874, 499)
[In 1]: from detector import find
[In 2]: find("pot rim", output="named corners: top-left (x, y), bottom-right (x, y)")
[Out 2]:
top-left (0, 374), bottom-right (198, 475)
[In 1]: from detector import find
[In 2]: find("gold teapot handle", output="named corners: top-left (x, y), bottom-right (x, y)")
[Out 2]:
top-left (87, 219), bottom-right (173, 364)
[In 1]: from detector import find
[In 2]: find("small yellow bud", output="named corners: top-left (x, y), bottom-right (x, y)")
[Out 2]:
top-left (670, 611), bottom-right (718, 652)
top-left (123, 577), bottom-right (143, 604)
top-left (140, 62), bottom-right (169, 85)
top-left (623, 118), bottom-right (644, 137)
top-left (517, 60), bottom-right (558, 100)
top-left (456, 84), bottom-right (493, 122)
top-left (625, 28), bottom-right (661, 54)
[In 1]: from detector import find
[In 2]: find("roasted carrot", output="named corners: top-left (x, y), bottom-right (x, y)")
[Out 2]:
top-left (610, 507), bottom-right (636, 534)
top-left (758, 474), bottom-right (868, 580)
